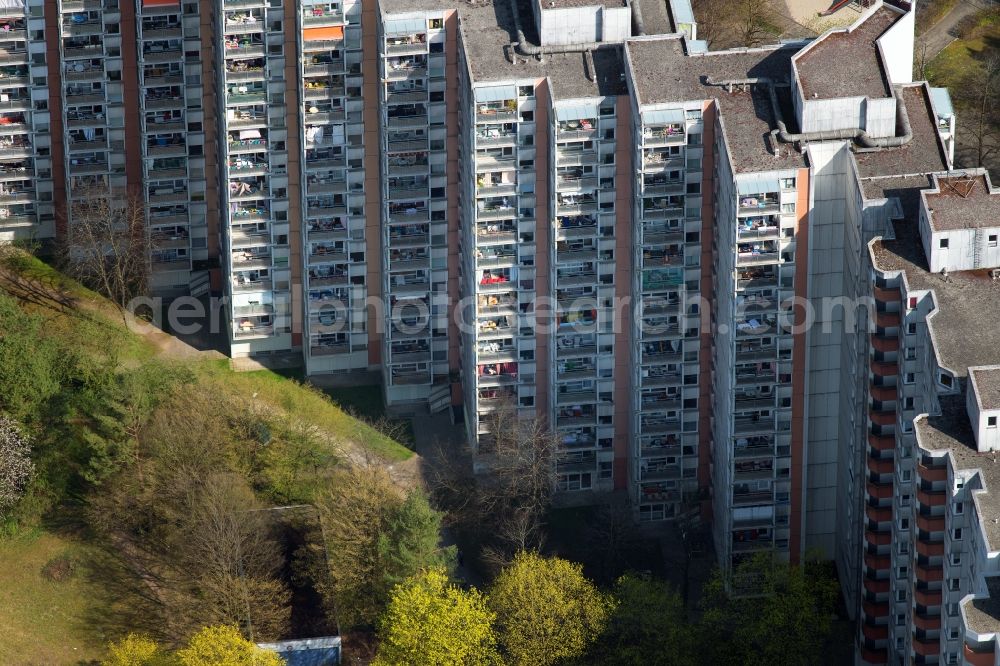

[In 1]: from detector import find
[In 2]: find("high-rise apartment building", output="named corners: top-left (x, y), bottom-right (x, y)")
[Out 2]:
top-left (5, 0), bottom-right (1000, 661)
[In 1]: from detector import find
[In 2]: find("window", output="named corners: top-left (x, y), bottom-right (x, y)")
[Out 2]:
top-left (950, 553), bottom-right (962, 566)
top-left (953, 528), bottom-right (963, 540)
top-left (896, 590), bottom-right (907, 602)
top-left (949, 578), bottom-right (960, 591)
top-left (989, 416), bottom-right (998, 428)
top-left (904, 397), bottom-right (914, 409)
top-left (895, 614), bottom-right (905, 626)
top-left (907, 322), bottom-right (917, 334)
top-left (905, 347), bottom-right (916, 360)
top-left (896, 566), bottom-right (908, 579)
top-left (909, 297), bottom-right (918, 309)
top-left (939, 237), bottom-right (949, 249)
top-left (990, 234), bottom-right (998, 247)
top-left (955, 501), bottom-right (964, 514)
top-left (687, 133), bottom-right (702, 146)
top-left (940, 373), bottom-right (953, 388)
top-left (904, 372), bottom-right (915, 384)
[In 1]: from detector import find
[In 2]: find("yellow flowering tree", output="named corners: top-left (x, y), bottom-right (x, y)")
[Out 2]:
top-left (374, 568), bottom-right (499, 665)
top-left (102, 633), bottom-right (174, 666)
top-left (488, 552), bottom-right (615, 666)
top-left (176, 626), bottom-right (282, 666)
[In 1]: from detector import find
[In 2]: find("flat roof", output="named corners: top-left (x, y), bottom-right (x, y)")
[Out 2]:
top-left (636, 0), bottom-right (673, 35)
top-left (457, 0), bottom-right (626, 98)
top-left (853, 85), bottom-right (949, 179)
top-left (924, 175), bottom-right (1000, 232)
top-left (871, 213), bottom-right (1000, 379)
top-left (540, 0), bottom-right (627, 8)
top-left (964, 576), bottom-right (1000, 635)
top-left (378, 0), bottom-right (457, 15)
top-left (972, 367), bottom-right (1000, 411)
top-left (794, 6), bottom-right (900, 100)
top-left (916, 394), bottom-right (1000, 550)
top-left (625, 37), bottom-right (808, 173)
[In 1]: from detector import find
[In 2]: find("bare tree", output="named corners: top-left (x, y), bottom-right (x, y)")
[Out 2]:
top-left (88, 389), bottom-right (292, 643)
top-left (468, 399), bottom-right (561, 568)
top-left (176, 473), bottom-right (292, 641)
top-left (737, 0), bottom-right (774, 47)
top-left (0, 415), bottom-right (34, 516)
top-left (691, 0), bottom-right (727, 48)
top-left (956, 56), bottom-right (1000, 169)
top-left (59, 185), bottom-right (150, 312)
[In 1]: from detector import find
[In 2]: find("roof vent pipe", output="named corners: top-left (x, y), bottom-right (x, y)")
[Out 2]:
top-left (509, 0), bottom-right (606, 56)
top-left (703, 76), bottom-right (915, 150)
top-left (628, 0), bottom-right (647, 36)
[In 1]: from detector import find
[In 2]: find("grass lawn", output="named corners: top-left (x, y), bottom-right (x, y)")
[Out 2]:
top-left (0, 530), bottom-right (109, 665)
top-left (925, 9), bottom-right (1000, 86)
top-left (194, 361), bottom-right (414, 463)
top-left (321, 384), bottom-right (416, 448)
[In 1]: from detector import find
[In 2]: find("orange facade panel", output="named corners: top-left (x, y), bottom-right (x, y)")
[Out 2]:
top-left (965, 644), bottom-right (997, 666)
top-left (303, 26), bottom-right (344, 41)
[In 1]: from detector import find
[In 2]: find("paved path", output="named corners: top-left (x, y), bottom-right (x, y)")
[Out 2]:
top-left (921, 0), bottom-right (981, 60)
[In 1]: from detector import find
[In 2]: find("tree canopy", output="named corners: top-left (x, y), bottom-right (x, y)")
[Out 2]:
top-left (487, 552), bottom-right (614, 666)
top-left (176, 625), bottom-right (283, 666)
top-left (373, 568), bottom-right (499, 666)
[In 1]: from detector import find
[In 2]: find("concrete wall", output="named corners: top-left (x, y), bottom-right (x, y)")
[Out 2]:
top-left (969, 370), bottom-right (1000, 453)
top-left (800, 97), bottom-right (865, 135)
top-left (865, 96), bottom-right (897, 139)
top-left (923, 225), bottom-right (1000, 273)
top-left (802, 141), bottom-right (856, 560)
top-left (535, 4), bottom-right (630, 46)
top-left (878, 7), bottom-right (914, 86)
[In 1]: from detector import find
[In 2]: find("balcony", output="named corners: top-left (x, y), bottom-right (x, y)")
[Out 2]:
top-left (642, 178), bottom-right (685, 197)
top-left (384, 35), bottom-right (426, 56)
top-left (233, 323), bottom-right (274, 339)
top-left (738, 194), bottom-right (780, 216)
top-left (232, 276), bottom-right (272, 293)
top-left (476, 103), bottom-right (517, 123)
top-left (477, 362), bottom-right (518, 387)
top-left (68, 158), bottom-right (109, 175)
top-left (475, 130), bottom-right (517, 148)
top-left (384, 59), bottom-right (426, 81)
top-left (304, 58), bottom-right (345, 76)
top-left (476, 293), bottom-right (517, 316)
top-left (733, 490), bottom-right (772, 506)
top-left (311, 341), bottom-right (350, 357)
top-left (642, 125), bottom-right (685, 146)
top-left (733, 416), bottom-right (773, 437)
top-left (555, 216), bottom-right (597, 240)
top-left (309, 247), bottom-right (348, 265)
top-left (391, 370), bottom-right (431, 386)
top-left (475, 153), bottom-right (516, 171)
top-left (642, 151), bottom-right (684, 172)
top-left (308, 269), bottom-right (348, 287)
top-left (142, 46), bottom-right (183, 64)
top-left (223, 39), bottom-right (265, 61)
top-left (231, 249), bottom-right (272, 271)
